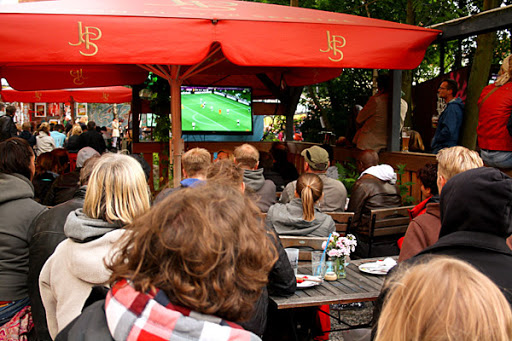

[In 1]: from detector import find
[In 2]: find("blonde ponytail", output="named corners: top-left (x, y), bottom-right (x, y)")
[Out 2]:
top-left (296, 173), bottom-right (323, 222)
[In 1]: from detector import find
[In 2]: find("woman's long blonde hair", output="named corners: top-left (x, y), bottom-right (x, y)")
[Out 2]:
top-left (375, 256), bottom-right (512, 341)
top-left (83, 153), bottom-right (150, 225)
top-left (296, 173), bottom-right (323, 221)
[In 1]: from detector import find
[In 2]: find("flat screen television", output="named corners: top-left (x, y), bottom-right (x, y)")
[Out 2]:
top-left (181, 86), bottom-right (253, 134)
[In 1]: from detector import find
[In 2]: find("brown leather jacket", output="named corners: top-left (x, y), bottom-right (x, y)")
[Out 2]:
top-left (347, 174), bottom-right (401, 233)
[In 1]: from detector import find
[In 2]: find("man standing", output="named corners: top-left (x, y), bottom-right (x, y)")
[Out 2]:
top-left (399, 146), bottom-right (483, 262)
top-left (431, 79), bottom-right (464, 153)
top-left (77, 121), bottom-right (106, 154)
top-left (0, 105), bottom-right (18, 141)
top-left (234, 144), bottom-right (276, 213)
top-left (280, 145), bottom-right (347, 212)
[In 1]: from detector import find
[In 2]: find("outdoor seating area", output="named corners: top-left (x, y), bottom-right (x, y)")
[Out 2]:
top-left (2, 0), bottom-right (512, 340)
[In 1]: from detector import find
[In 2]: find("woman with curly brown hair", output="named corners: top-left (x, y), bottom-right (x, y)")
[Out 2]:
top-left (57, 183), bottom-right (279, 340)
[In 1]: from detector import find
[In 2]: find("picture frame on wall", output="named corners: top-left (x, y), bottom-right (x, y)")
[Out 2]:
top-left (35, 103), bottom-right (46, 117)
top-left (76, 103), bottom-right (87, 116)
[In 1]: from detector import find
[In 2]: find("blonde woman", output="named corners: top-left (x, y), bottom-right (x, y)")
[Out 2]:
top-left (266, 173), bottom-right (335, 237)
top-left (375, 256), bottom-right (512, 341)
top-left (35, 122), bottom-right (55, 156)
top-left (64, 124), bottom-right (82, 153)
top-left (39, 153), bottom-right (151, 339)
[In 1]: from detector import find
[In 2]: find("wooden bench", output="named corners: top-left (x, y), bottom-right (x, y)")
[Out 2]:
top-left (326, 212), bottom-right (354, 235)
top-left (279, 235), bottom-right (326, 261)
top-left (357, 206), bottom-right (414, 257)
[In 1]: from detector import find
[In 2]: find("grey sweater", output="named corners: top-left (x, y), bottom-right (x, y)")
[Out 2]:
top-left (266, 198), bottom-right (335, 237)
top-left (0, 173), bottom-right (46, 300)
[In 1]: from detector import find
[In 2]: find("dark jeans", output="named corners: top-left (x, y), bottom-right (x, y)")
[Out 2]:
top-left (0, 297), bottom-right (30, 326)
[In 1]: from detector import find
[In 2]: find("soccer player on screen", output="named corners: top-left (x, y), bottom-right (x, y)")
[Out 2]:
top-left (237, 119), bottom-right (240, 126)
top-left (219, 109), bottom-right (222, 115)
top-left (192, 122), bottom-right (196, 130)
top-left (227, 109), bottom-right (230, 115)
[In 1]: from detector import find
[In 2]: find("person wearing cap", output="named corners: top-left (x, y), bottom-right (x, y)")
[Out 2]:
top-left (42, 147), bottom-right (100, 206)
top-left (279, 145), bottom-right (347, 212)
top-left (348, 150), bottom-right (401, 256)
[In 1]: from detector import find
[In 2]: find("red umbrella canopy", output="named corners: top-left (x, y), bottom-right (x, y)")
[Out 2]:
top-left (0, 86), bottom-right (132, 103)
top-left (0, 0), bottom-right (440, 91)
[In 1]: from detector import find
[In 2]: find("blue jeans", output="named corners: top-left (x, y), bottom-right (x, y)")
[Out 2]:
top-left (0, 297), bottom-right (30, 327)
top-left (480, 149), bottom-right (512, 169)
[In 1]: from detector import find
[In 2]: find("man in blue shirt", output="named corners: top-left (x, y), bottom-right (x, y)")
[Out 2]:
top-left (431, 79), bottom-right (464, 153)
top-left (50, 124), bottom-right (67, 148)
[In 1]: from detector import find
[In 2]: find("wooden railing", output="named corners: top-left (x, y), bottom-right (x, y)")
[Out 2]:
top-left (133, 141), bottom-right (436, 204)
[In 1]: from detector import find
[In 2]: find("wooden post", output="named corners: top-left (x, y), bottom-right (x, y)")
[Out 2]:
top-left (170, 74), bottom-right (183, 187)
top-left (389, 70), bottom-right (402, 152)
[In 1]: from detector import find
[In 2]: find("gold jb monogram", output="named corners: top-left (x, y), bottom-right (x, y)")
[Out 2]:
top-left (320, 31), bottom-right (346, 62)
top-left (34, 92), bottom-right (42, 101)
top-left (70, 69), bottom-right (86, 85)
top-left (102, 93), bottom-right (110, 101)
top-left (69, 22), bottom-right (102, 57)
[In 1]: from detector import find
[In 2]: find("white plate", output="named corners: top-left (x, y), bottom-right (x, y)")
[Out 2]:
top-left (358, 262), bottom-right (393, 275)
top-left (296, 275), bottom-right (322, 288)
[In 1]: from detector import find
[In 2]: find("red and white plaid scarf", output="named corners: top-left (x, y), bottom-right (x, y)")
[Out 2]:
top-left (105, 280), bottom-right (260, 341)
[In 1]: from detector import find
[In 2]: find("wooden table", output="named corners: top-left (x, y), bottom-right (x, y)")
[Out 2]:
top-left (270, 257), bottom-right (393, 310)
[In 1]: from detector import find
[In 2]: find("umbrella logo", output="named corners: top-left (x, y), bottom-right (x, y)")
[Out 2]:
top-left (70, 69), bottom-right (86, 85)
top-left (69, 22), bottom-right (103, 57)
top-left (320, 31), bottom-right (346, 62)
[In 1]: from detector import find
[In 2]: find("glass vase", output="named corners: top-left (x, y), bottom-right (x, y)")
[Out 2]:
top-left (334, 256), bottom-right (346, 279)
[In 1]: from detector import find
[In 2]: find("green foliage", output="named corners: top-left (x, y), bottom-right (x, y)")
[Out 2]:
top-left (144, 74), bottom-right (171, 142)
top-left (396, 164), bottom-right (416, 205)
top-left (336, 158), bottom-right (359, 196)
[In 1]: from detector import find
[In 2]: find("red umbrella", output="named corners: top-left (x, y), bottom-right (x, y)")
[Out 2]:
top-left (0, 86), bottom-right (132, 103)
top-left (0, 0), bottom-right (440, 184)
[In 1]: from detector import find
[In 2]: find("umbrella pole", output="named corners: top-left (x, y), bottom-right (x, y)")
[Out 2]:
top-left (170, 77), bottom-right (183, 188)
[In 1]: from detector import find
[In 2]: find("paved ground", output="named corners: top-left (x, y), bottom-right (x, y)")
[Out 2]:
top-left (327, 302), bottom-right (373, 341)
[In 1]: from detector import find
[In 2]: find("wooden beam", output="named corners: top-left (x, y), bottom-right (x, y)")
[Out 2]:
top-left (430, 4), bottom-right (512, 42)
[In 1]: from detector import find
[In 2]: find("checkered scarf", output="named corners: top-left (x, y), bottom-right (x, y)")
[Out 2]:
top-left (105, 280), bottom-right (261, 341)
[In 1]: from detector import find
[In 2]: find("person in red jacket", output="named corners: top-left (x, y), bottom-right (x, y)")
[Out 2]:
top-left (478, 54), bottom-right (512, 168)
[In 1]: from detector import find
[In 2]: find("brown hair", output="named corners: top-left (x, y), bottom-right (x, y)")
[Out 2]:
top-left (38, 122), bottom-right (50, 135)
top-left (206, 159), bottom-right (244, 188)
top-left (79, 155), bottom-right (100, 186)
top-left (296, 173), bottom-right (323, 221)
top-left (408, 130), bottom-right (424, 152)
top-left (22, 122), bottom-right (32, 132)
top-left (35, 152), bottom-right (54, 175)
top-left (182, 147), bottom-right (211, 177)
top-left (0, 137), bottom-right (34, 180)
top-left (234, 143), bottom-right (259, 169)
top-left (109, 184), bottom-right (278, 322)
top-left (375, 256), bottom-right (512, 341)
top-left (51, 148), bottom-right (69, 175)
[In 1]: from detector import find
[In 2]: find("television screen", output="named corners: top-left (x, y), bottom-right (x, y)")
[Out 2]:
top-left (181, 86), bottom-right (253, 134)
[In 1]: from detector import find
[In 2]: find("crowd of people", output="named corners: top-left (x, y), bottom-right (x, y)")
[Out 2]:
top-left (0, 134), bottom-right (511, 340)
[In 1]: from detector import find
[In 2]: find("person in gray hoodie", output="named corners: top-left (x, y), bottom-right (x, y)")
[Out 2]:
top-left (39, 153), bottom-right (151, 339)
top-left (267, 173), bottom-right (335, 238)
top-left (0, 138), bottom-right (46, 334)
top-left (234, 144), bottom-right (276, 212)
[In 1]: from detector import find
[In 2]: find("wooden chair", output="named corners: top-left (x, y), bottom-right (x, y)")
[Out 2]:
top-left (279, 235), bottom-right (326, 261)
top-left (326, 212), bottom-right (354, 235)
top-left (361, 206), bottom-right (414, 257)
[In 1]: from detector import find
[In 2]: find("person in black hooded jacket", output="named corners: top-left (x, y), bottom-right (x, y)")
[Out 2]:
top-left (373, 167), bottom-right (512, 332)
